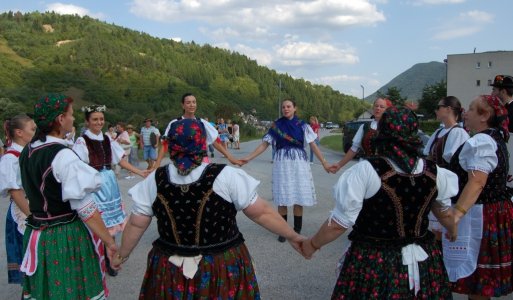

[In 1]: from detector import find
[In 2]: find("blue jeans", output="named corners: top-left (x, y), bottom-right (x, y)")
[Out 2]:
top-left (310, 138), bottom-right (319, 162)
top-left (143, 145), bottom-right (157, 160)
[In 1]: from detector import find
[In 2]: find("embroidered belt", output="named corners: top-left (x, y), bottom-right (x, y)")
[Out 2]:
top-left (350, 231), bottom-right (434, 248)
top-left (153, 232), bottom-right (244, 256)
top-left (26, 212), bottom-right (77, 230)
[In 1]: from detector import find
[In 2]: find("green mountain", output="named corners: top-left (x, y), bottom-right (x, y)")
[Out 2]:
top-left (0, 11), bottom-right (369, 127)
top-left (367, 61), bottom-right (447, 102)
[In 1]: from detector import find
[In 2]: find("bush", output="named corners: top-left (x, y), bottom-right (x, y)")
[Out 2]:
top-left (420, 120), bottom-right (441, 135)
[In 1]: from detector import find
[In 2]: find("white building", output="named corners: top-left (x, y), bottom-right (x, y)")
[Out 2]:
top-left (446, 50), bottom-right (513, 108)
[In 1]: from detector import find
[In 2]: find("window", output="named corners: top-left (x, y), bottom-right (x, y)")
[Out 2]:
top-left (476, 80), bottom-right (481, 86)
top-left (488, 61), bottom-right (492, 68)
top-left (476, 62), bottom-right (481, 69)
top-left (488, 79), bottom-right (492, 86)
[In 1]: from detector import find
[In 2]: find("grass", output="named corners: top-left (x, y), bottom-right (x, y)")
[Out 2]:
top-left (320, 134), bottom-right (343, 153)
top-left (0, 37), bottom-right (33, 67)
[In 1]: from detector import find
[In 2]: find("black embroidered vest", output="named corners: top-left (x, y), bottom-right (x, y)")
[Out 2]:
top-left (152, 163), bottom-right (244, 256)
top-left (427, 126), bottom-right (459, 168)
top-left (20, 142), bottom-right (73, 218)
top-left (448, 129), bottom-right (513, 204)
top-left (361, 123), bottom-right (377, 157)
top-left (348, 157), bottom-right (438, 247)
top-left (82, 134), bottom-right (112, 171)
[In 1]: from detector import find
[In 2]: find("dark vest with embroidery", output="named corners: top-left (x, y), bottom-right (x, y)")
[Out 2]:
top-left (448, 129), bottom-right (513, 204)
top-left (82, 134), bottom-right (112, 171)
top-left (19, 142), bottom-right (73, 218)
top-left (427, 126), bottom-right (459, 168)
top-left (348, 157), bottom-right (438, 247)
top-left (152, 163), bottom-right (244, 256)
top-left (361, 123), bottom-right (377, 156)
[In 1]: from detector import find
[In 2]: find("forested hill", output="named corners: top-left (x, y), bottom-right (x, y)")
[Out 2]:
top-left (0, 11), bottom-right (368, 126)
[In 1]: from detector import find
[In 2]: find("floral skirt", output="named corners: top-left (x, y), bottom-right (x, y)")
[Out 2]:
top-left (5, 204), bottom-right (24, 284)
top-left (452, 200), bottom-right (513, 297)
top-left (139, 243), bottom-right (260, 299)
top-left (332, 240), bottom-right (452, 299)
top-left (22, 218), bottom-right (105, 300)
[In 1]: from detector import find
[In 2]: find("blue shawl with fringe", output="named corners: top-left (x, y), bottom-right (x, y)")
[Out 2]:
top-left (268, 116), bottom-right (307, 160)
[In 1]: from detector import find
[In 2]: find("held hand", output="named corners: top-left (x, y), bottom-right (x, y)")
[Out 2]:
top-left (301, 238), bottom-right (317, 259)
top-left (106, 244), bottom-right (121, 270)
top-left (110, 251), bottom-right (124, 270)
top-left (228, 157), bottom-right (245, 167)
top-left (138, 169), bottom-right (151, 178)
top-left (321, 161), bottom-right (334, 174)
top-left (328, 163), bottom-right (342, 174)
top-left (287, 234), bottom-right (307, 256)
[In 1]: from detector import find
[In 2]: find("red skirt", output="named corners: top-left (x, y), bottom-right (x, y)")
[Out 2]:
top-left (452, 200), bottom-right (513, 297)
top-left (139, 243), bottom-right (260, 299)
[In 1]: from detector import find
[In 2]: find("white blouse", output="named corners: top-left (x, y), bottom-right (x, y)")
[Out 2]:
top-left (163, 118), bottom-right (219, 145)
top-left (73, 129), bottom-right (125, 165)
top-left (457, 133), bottom-right (497, 174)
top-left (129, 163), bottom-right (260, 216)
top-left (31, 136), bottom-right (102, 212)
top-left (263, 122), bottom-right (317, 145)
top-left (329, 158), bottom-right (458, 229)
top-left (422, 126), bottom-right (470, 163)
top-left (0, 142), bottom-right (24, 197)
top-left (351, 120), bottom-right (378, 153)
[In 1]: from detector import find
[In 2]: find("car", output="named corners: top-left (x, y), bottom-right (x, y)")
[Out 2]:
top-left (325, 121), bottom-right (339, 129)
top-left (342, 118), bottom-right (429, 157)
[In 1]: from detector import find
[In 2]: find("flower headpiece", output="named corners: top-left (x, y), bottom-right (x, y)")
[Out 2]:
top-left (81, 104), bottom-right (107, 113)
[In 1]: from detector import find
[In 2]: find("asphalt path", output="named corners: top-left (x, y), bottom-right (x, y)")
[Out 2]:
top-left (0, 131), bottom-right (507, 299)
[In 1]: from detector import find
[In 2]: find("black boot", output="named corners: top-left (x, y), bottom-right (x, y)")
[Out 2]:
top-left (278, 214), bottom-right (287, 242)
top-left (105, 244), bottom-right (118, 277)
top-left (294, 215), bottom-right (302, 234)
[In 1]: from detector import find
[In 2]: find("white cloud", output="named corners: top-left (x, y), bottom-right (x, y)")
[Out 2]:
top-left (46, 3), bottom-right (105, 19)
top-left (274, 41), bottom-right (359, 67)
top-left (410, 0), bottom-right (465, 5)
top-left (432, 10), bottom-right (493, 40)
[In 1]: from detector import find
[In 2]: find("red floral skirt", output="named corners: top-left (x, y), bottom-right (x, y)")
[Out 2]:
top-left (452, 200), bottom-right (513, 297)
top-left (139, 243), bottom-right (260, 299)
top-left (332, 240), bottom-right (452, 299)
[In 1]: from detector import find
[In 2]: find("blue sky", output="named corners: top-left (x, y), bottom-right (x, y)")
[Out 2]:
top-left (1, 0), bottom-right (511, 98)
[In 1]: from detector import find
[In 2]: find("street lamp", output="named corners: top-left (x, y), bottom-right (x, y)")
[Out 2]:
top-left (360, 84), bottom-right (365, 101)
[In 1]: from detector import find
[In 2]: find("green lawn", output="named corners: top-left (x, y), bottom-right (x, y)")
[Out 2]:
top-left (320, 134), bottom-right (343, 153)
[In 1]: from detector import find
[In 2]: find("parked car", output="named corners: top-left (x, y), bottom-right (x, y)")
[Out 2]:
top-left (325, 121), bottom-right (340, 129)
top-left (342, 118), bottom-right (429, 157)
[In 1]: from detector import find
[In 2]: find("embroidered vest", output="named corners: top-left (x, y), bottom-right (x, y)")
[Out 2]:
top-left (82, 134), bottom-right (112, 170)
top-left (152, 163), bottom-right (244, 256)
top-left (448, 129), bottom-right (513, 204)
top-left (361, 123), bottom-right (378, 156)
top-left (19, 143), bottom-right (73, 218)
top-left (348, 157), bottom-right (438, 247)
top-left (427, 126), bottom-right (459, 168)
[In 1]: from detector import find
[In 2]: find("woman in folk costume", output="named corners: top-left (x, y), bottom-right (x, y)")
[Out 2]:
top-left (72, 104), bottom-right (147, 276)
top-left (111, 118), bottom-right (304, 299)
top-left (302, 107), bottom-right (458, 299)
top-left (330, 97), bottom-right (393, 173)
top-left (423, 96), bottom-right (469, 243)
top-left (18, 94), bottom-right (117, 300)
top-left (0, 114), bottom-right (36, 285)
top-left (242, 99), bottom-right (331, 242)
top-left (444, 95), bottom-right (513, 299)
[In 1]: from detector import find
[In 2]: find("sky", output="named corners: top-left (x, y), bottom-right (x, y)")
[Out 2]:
top-left (1, 0), bottom-right (511, 98)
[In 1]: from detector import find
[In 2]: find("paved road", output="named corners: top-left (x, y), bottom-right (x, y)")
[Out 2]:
top-left (0, 132), bottom-right (507, 299)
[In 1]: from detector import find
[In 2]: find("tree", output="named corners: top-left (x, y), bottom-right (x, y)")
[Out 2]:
top-left (418, 80), bottom-right (447, 119)
top-left (377, 86), bottom-right (407, 106)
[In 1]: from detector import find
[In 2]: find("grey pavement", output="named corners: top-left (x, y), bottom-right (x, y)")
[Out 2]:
top-left (0, 131), bottom-right (507, 299)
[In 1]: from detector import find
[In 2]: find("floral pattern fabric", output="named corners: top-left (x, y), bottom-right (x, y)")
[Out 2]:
top-left (168, 119), bottom-right (207, 175)
top-left (139, 244), bottom-right (260, 300)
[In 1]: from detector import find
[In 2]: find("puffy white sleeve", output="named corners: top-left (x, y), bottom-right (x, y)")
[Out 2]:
top-left (458, 134), bottom-right (498, 173)
top-left (263, 133), bottom-right (274, 144)
top-left (350, 124), bottom-right (365, 153)
top-left (110, 140), bottom-right (126, 164)
top-left (72, 137), bottom-right (90, 163)
top-left (422, 128), bottom-right (439, 156)
top-left (303, 124), bottom-right (317, 144)
top-left (0, 154), bottom-right (22, 197)
top-left (202, 119), bottom-right (219, 145)
top-left (435, 166), bottom-right (459, 208)
top-left (442, 128), bottom-right (470, 164)
top-left (52, 148), bottom-right (102, 212)
top-left (329, 160), bottom-right (381, 228)
top-left (128, 170), bottom-right (157, 216)
top-left (212, 166), bottom-right (260, 210)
